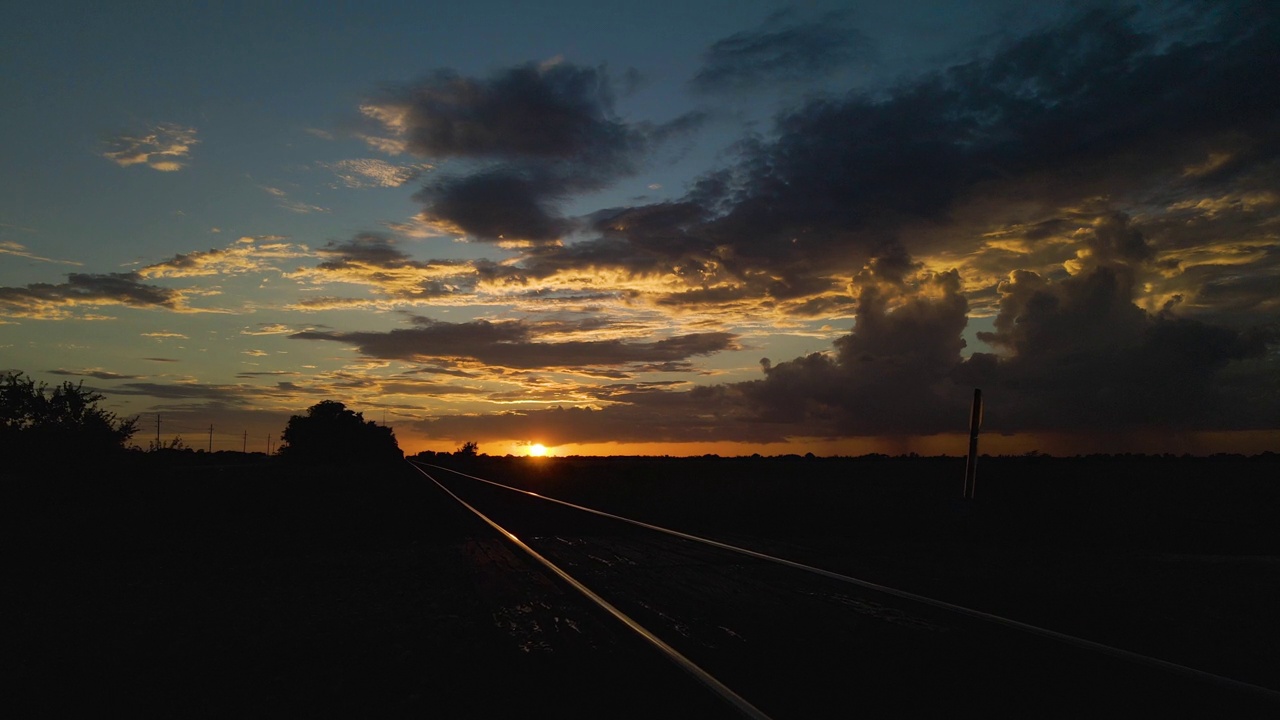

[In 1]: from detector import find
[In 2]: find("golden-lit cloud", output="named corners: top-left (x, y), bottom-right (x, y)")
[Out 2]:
top-left (1168, 190), bottom-right (1280, 218)
top-left (240, 323), bottom-right (296, 336)
top-left (322, 158), bottom-right (430, 188)
top-left (138, 238), bottom-right (312, 279)
top-left (100, 123), bottom-right (198, 171)
top-left (0, 273), bottom-right (188, 320)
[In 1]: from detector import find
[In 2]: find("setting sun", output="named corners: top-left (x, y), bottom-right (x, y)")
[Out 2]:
top-left (528, 443), bottom-right (548, 457)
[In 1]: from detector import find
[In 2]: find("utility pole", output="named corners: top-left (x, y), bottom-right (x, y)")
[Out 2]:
top-left (962, 388), bottom-right (983, 500)
top-left (155, 413), bottom-right (161, 446)
top-left (243, 430), bottom-right (247, 454)
top-left (208, 424), bottom-right (213, 453)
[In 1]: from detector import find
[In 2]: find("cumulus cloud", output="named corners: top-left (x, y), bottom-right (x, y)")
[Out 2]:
top-left (359, 61), bottom-right (703, 243)
top-left (100, 123), bottom-right (198, 171)
top-left (53, 3), bottom-right (1276, 448)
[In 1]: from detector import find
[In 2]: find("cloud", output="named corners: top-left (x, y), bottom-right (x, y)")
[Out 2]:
top-left (322, 158), bottom-right (429, 188)
top-left (138, 238), bottom-right (312, 279)
top-left (0, 272), bottom-right (186, 320)
top-left (100, 123), bottom-right (198, 171)
top-left (241, 323), bottom-right (297, 336)
top-left (360, 61), bottom-right (703, 243)
top-left (959, 265), bottom-right (1274, 432)
top-left (0, 241), bottom-right (82, 266)
top-left (289, 316), bottom-right (736, 372)
top-left (260, 186), bottom-right (329, 214)
top-left (449, 2), bottom-right (1280, 329)
top-left (47, 368), bottom-right (141, 380)
top-left (286, 232), bottom-right (476, 302)
top-left (691, 10), bottom-right (873, 94)
top-left (711, 270), bottom-right (974, 437)
top-left (360, 62), bottom-right (642, 162)
top-left (413, 169), bottom-right (576, 244)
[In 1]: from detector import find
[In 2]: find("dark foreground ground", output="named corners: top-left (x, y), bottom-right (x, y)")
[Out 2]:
top-left (7, 453), bottom-right (1279, 717)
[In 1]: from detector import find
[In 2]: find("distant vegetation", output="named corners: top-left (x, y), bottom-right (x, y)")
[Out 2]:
top-left (278, 400), bottom-right (402, 465)
top-left (1, 370), bottom-right (138, 464)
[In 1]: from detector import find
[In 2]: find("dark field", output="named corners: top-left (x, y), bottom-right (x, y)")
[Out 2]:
top-left (8, 453), bottom-right (1279, 716)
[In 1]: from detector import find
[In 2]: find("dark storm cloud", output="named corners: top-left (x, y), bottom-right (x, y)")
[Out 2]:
top-left (357, 2), bottom-right (1279, 444)
top-left (289, 318), bottom-right (737, 371)
top-left (413, 169), bottom-right (575, 243)
top-left (959, 259), bottom-right (1274, 431)
top-left (712, 2), bottom-right (1280, 260)
top-left (725, 271), bottom-right (974, 436)
top-left (517, 1), bottom-right (1280, 302)
top-left (0, 272), bottom-right (182, 318)
top-left (372, 63), bottom-right (640, 162)
top-left (690, 10), bottom-right (873, 94)
top-left (365, 61), bottom-right (704, 243)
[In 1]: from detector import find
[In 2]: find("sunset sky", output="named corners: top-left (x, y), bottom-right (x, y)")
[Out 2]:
top-left (2, 0), bottom-right (1277, 457)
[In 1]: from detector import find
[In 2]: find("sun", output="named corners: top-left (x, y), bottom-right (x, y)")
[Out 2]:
top-left (528, 443), bottom-right (548, 457)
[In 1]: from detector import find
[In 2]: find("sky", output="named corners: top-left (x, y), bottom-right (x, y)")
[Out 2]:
top-left (2, 0), bottom-right (1278, 457)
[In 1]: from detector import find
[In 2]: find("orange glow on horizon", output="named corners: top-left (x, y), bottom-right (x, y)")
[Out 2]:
top-left (396, 429), bottom-right (1279, 458)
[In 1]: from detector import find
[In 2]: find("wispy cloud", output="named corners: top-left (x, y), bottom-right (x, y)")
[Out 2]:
top-left (100, 123), bottom-right (198, 171)
top-left (138, 237), bottom-right (312, 279)
top-left (260, 186), bottom-right (329, 214)
top-left (0, 241), bottom-right (82, 266)
top-left (690, 9), bottom-right (873, 94)
top-left (47, 368), bottom-right (141, 380)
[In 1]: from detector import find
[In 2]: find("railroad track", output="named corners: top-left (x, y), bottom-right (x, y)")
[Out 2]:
top-left (408, 459), bottom-right (1280, 718)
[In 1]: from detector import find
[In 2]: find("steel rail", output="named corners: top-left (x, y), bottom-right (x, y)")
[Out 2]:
top-left (408, 462), bottom-right (775, 720)
top-left (411, 459), bottom-right (1280, 706)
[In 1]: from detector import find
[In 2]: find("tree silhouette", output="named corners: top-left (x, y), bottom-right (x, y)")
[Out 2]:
top-left (456, 441), bottom-right (479, 457)
top-left (278, 400), bottom-right (402, 464)
top-left (1, 370), bottom-right (139, 463)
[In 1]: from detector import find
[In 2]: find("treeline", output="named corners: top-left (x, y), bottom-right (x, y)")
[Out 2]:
top-left (2, 371), bottom-right (139, 467)
top-left (2, 371), bottom-right (402, 469)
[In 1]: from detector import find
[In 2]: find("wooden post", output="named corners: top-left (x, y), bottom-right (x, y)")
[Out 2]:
top-left (963, 388), bottom-right (983, 500)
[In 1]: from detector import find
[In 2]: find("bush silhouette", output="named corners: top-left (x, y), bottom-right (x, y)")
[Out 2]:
top-left (1, 370), bottom-right (138, 464)
top-left (278, 400), bottom-right (402, 465)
